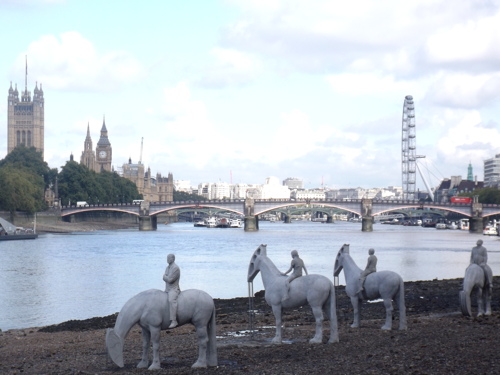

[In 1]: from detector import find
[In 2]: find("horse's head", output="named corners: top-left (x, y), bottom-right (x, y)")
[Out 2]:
top-left (248, 244), bottom-right (267, 282)
top-left (333, 243), bottom-right (349, 277)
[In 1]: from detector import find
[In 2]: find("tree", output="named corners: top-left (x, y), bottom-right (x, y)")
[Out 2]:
top-left (173, 190), bottom-right (206, 201)
top-left (58, 161), bottom-right (141, 205)
top-left (0, 165), bottom-right (45, 215)
top-left (0, 145), bottom-right (56, 188)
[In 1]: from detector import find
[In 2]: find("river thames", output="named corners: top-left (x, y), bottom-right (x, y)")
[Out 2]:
top-left (1, 220), bottom-right (499, 330)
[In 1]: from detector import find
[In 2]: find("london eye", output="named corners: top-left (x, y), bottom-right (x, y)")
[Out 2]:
top-left (402, 95), bottom-right (416, 200)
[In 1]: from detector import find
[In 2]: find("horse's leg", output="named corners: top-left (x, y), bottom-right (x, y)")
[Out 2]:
top-left (350, 296), bottom-right (361, 328)
top-left (192, 325), bottom-right (208, 368)
top-left (148, 326), bottom-right (162, 370)
top-left (381, 298), bottom-right (393, 330)
top-left (271, 304), bottom-right (283, 344)
top-left (476, 286), bottom-right (484, 317)
top-left (309, 305), bottom-right (324, 344)
top-left (396, 280), bottom-right (407, 330)
top-left (137, 328), bottom-right (150, 369)
top-left (485, 286), bottom-right (492, 316)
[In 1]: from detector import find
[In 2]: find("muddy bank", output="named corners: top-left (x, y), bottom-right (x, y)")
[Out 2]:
top-left (35, 221), bottom-right (136, 233)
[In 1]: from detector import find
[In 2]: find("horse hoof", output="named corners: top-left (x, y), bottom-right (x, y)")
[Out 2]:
top-left (381, 325), bottom-right (392, 330)
top-left (350, 324), bottom-right (359, 329)
top-left (309, 338), bottom-right (322, 344)
top-left (148, 363), bottom-right (161, 370)
top-left (271, 338), bottom-right (282, 344)
top-left (192, 361), bottom-right (207, 368)
top-left (137, 360), bottom-right (149, 369)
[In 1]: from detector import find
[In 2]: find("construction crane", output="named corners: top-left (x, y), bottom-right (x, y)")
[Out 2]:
top-left (139, 137), bottom-right (143, 165)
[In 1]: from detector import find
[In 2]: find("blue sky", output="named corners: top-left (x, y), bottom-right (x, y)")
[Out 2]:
top-left (1, 0), bottom-right (500, 189)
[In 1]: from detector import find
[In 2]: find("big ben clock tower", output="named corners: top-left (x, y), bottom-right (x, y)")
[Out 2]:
top-left (95, 117), bottom-right (112, 172)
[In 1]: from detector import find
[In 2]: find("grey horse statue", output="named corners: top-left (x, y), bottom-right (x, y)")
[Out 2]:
top-left (247, 244), bottom-right (339, 344)
top-left (333, 244), bottom-right (407, 330)
top-left (106, 289), bottom-right (217, 370)
top-left (459, 263), bottom-right (492, 317)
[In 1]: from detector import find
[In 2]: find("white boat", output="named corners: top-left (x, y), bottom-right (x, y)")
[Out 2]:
top-left (193, 219), bottom-right (206, 227)
top-left (483, 225), bottom-right (498, 236)
top-left (229, 218), bottom-right (242, 228)
top-left (458, 219), bottom-right (469, 230)
top-left (436, 223), bottom-right (447, 230)
top-left (205, 217), bottom-right (217, 228)
top-left (446, 221), bottom-right (458, 230)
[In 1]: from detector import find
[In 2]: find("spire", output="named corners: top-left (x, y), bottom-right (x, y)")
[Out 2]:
top-left (101, 115), bottom-right (107, 132)
top-left (467, 161), bottom-right (473, 181)
top-left (25, 55), bottom-right (28, 94)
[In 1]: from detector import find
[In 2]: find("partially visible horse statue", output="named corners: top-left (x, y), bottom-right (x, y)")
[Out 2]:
top-left (333, 244), bottom-right (407, 330)
top-left (106, 289), bottom-right (217, 370)
top-left (247, 244), bottom-right (338, 344)
top-left (460, 263), bottom-right (492, 317)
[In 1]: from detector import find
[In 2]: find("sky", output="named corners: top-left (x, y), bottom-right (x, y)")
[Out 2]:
top-left (1, 0), bottom-right (500, 190)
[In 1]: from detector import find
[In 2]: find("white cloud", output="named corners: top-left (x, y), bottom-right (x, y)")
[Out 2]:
top-left (197, 48), bottom-right (262, 88)
top-left (16, 32), bottom-right (143, 91)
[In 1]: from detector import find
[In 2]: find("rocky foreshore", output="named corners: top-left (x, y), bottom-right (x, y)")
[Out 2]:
top-left (1, 277), bottom-right (499, 374)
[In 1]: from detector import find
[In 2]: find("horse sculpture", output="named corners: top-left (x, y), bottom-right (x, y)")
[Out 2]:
top-left (333, 244), bottom-right (407, 330)
top-left (106, 289), bottom-right (217, 370)
top-left (247, 244), bottom-right (339, 344)
top-left (459, 263), bottom-right (492, 317)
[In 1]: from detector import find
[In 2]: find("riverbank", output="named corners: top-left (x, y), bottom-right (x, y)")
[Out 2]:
top-left (35, 221), bottom-right (136, 233)
top-left (1, 277), bottom-right (498, 374)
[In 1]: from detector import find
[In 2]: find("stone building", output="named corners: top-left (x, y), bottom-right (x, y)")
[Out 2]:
top-left (7, 61), bottom-right (45, 157)
top-left (121, 158), bottom-right (173, 202)
top-left (80, 118), bottom-right (112, 173)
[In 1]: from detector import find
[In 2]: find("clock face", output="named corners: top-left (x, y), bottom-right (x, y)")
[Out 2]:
top-left (99, 151), bottom-right (107, 158)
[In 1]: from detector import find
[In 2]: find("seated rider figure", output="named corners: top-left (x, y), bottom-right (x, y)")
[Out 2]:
top-left (470, 239), bottom-right (493, 289)
top-left (163, 254), bottom-right (181, 329)
top-left (357, 248), bottom-right (377, 295)
top-left (281, 250), bottom-right (308, 300)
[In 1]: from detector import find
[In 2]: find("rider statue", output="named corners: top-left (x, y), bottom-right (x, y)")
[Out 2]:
top-left (357, 248), bottom-right (377, 295)
top-left (281, 250), bottom-right (308, 300)
top-left (471, 239), bottom-right (493, 289)
top-left (163, 253), bottom-right (181, 328)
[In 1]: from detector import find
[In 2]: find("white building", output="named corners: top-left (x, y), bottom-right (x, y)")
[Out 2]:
top-left (210, 181), bottom-right (231, 199)
top-left (261, 176), bottom-right (291, 199)
top-left (292, 189), bottom-right (326, 200)
top-left (174, 180), bottom-right (192, 193)
top-left (484, 154), bottom-right (500, 187)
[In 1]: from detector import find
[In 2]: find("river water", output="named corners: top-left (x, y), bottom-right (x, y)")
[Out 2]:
top-left (1, 221), bottom-right (499, 330)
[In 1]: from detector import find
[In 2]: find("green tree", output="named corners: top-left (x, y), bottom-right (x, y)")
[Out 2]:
top-left (58, 161), bottom-right (141, 205)
top-left (0, 165), bottom-right (45, 215)
top-left (173, 190), bottom-right (206, 201)
top-left (460, 187), bottom-right (500, 204)
top-left (0, 145), bottom-right (56, 188)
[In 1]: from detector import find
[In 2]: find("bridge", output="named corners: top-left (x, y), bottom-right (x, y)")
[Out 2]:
top-left (59, 197), bottom-right (500, 233)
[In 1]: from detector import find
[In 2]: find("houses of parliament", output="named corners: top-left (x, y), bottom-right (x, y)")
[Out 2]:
top-left (7, 62), bottom-right (173, 203)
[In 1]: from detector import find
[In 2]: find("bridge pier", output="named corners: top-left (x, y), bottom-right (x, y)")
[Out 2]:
top-left (244, 216), bottom-right (259, 232)
top-left (469, 197), bottom-right (483, 234)
top-left (362, 216), bottom-right (374, 232)
top-left (139, 215), bottom-right (157, 231)
top-left (469, 217), bottom-right (483, 234)
top-left (284, 214), bottom-right (291, 224)
top-left (326, 215), bottom-right (334, 223)
top-left (361, 199), bottom-right (373, 232)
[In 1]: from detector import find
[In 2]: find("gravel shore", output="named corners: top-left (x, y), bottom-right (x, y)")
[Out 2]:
top-left (1, 277), bottom-right (499, 374)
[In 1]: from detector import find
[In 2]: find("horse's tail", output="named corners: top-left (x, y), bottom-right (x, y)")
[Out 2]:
top-left (397, 278), bottom-right (407, 330)
top-left (206, 304), bottom-right (218, 366)
top-left (327, 282), bottom-right (339, 343)
top-left (106, 328), bottom-right (124, 368)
